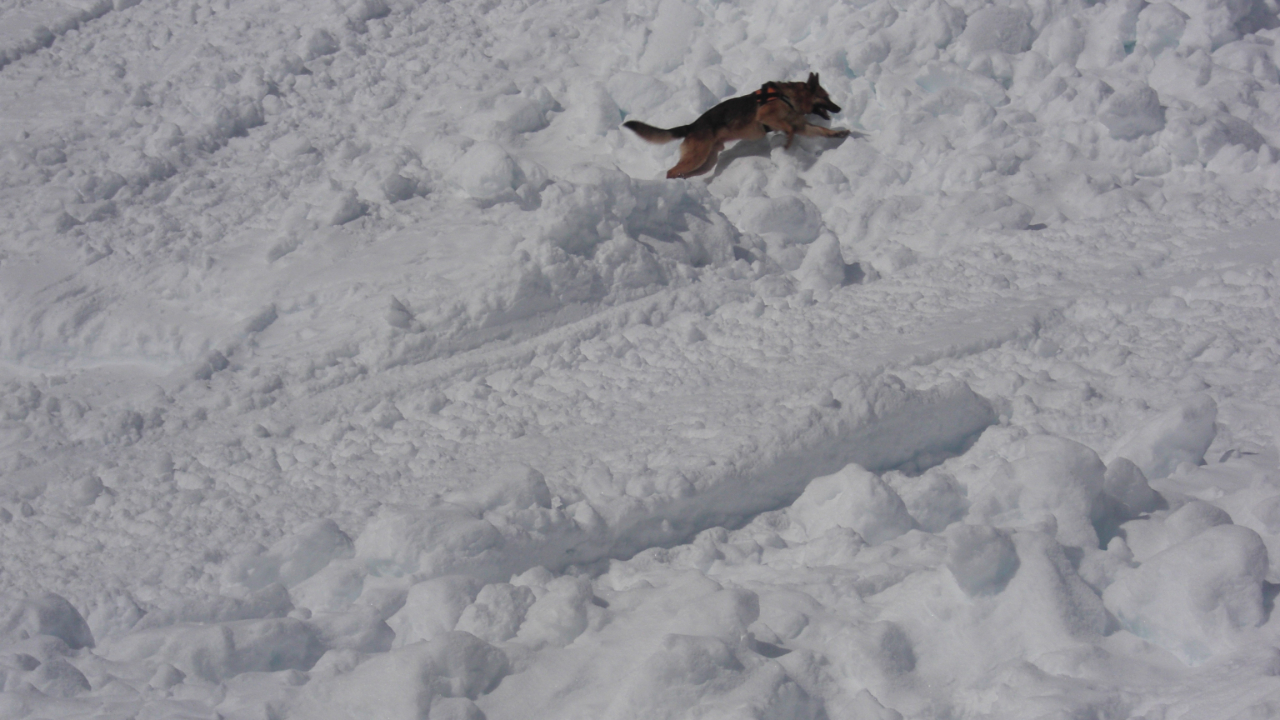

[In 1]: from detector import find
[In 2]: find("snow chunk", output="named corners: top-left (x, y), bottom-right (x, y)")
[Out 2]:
top-left (1169, 0), bottom-right (1254, 49)
top-left (86, 590), bottom-right (145, 641)
top-left (1136, 3), bottom-right (1189, 56)
top-left (606, 73), bottom-right (671, 118)
top-left (729, 195), bottom-right (824, 245)
top-left (796, 234), bottom-right (847, 293)
top-left (102, 617), bottom-right (323, 682)
top-left (516, 575), bottom-right (593, 649)
top-left (304, 29), bottom-right (340, 60)
top-left (890, 468), bottom-right (969, 533)
top-left (293, 631), bottom-right (509, 719)
top-left (945, 524), bottom-right (1020, 596)
top-left (1105, 395), bottom-right (1217, 480)
top-left (603, 633), bottom-right (822, 720)
top-left (1121, 499), bottom-right (1233, 562)
top-left (916, 62), bottom-right (1009, 107)
top-left (1000, 531), bottom-right (1108, 643)
top-left (134, 585), bottom-right (294, 632)
top-left (638, 0), bottom-right (704, 75)
top-left (1102, 458), bottom-right (1160, 516)
top-left (222, 519), bottom-right (355, 591)
top-left (449, 464), bottom-right (553, 513)
top-left (449, 142), bottom-right (518, 201)
top-left (1103, 525), bottom-right (1267, 665)
top-left (1098, 85), bottom-right (1166, 140)
top-left (355, 505), bottom-right (503, 579)
top-left (0, 593), bottom-right (94, 649)
top-left (270, 133), bottom-right (315, 159)
top-left (958, 6), bottom-right (1034, 55)
top-left (790, 464), bottom-right (915, 545)
top-left (977, 436), bottom-right (1106, 548)
top-left (455, 583), bottom-right (535, 643)
top-left (387, 576), bottom-right (483, 648)
top-left (28, 657), bottom-right (89, 698)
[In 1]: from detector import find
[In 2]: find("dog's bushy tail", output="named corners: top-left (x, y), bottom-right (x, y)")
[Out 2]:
top-left (623, 120), bottom-right (692, 144)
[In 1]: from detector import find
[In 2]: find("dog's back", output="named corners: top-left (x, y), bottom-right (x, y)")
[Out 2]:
top-left (623, 94), bottom-right (759, 144)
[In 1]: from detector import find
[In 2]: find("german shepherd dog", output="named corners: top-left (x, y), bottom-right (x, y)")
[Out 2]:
top-left (624, 73), bottom-right (850, 178)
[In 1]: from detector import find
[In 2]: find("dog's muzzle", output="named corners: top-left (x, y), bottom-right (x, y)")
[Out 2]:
top-left (815, 101), bottom-right (840, 120)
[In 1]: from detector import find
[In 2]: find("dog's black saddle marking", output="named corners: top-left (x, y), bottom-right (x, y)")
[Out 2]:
top-left (753, 82), bottom-right (795, 110)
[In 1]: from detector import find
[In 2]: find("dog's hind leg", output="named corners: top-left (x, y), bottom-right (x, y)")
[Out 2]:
top-left (666, 136), bottom-right (717, 179)
top-left (687, 141), bottom-right (725, 178)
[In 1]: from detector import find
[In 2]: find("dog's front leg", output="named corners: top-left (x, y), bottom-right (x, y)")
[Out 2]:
top-left (798, 124), bottom-right (851, 139)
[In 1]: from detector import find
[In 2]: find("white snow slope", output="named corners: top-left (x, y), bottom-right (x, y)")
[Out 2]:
top-left (3, 0), bottom-right (1280, 717)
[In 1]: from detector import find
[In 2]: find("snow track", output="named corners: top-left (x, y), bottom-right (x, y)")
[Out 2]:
top-left (0, 0), bottom-right (117, 72)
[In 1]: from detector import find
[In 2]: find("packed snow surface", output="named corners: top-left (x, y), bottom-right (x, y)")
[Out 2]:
top-left (3, 0), bottom-right (1280, 716)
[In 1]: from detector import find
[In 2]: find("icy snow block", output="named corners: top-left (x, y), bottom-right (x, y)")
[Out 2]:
top-left (134, 583), bottom-right (293, 630)
top-left (733, 195), bottom-right (823, 245)
top-left (222, 520), bottom-right (355, 591)
top-left (604, 633), bottom-right (823, 720)
top-left (945, 524), bottom-right (1019, 596)
top-left (463, 464), bottom-right (553, 513)
top-left (387, 576), bottom-right (484, 648)
top-left (1103, 525), bottom-right (1267, 665)
top-left (1137, 3), bottom-right (1189, 56)
top-left (796, 234), bottom-right (847, 293)
top-left (0, 593), bottom-right (93, 649)
top-left (293, 631), bottom-right (509, 720)
top-left (86, 590), bottom-right (145, 641)
top-left (790, 464), bottom-right (915, 545)
top-left (290, 560), bottom-right (367, 613)
top-left (669, 587), bottom-right (760, 643)
top-left (355, 504), bottom-right (503, 578)
top-left (1001, 436), bottom-right (1107, 549)
top-left (637, 0), bottom-right (703, 75)
top-left (1103, 458), bottom-right (1160, 516)
top-left (102, 617), bottom-right (323, 682)
top-left (958, 6), bottom-right (1033, 54)
top-left (1171, 0), bottom-right (1253, 48)
top-left (455, 583), bottom-right (536, 643)
top-left (1098, 85), bottom-right (1166, 140)
top-left (309, 607), bottom-right (395, 654)
top-left (516, 575), bottom-right (593, 649)
top-left (272, 519), bottom-right (356, 588)
top-left (449, 142), bottom-right (518, 201)
top-left (605, 72), bottom-right (671, 117)
top-left (29, 657), bottom-right (90, 697)
top-left (1106, 394), bottom-right (1217, 480)
top-left (1002, 531), bottom-right (1108, 640)
top-left (893, 469), bottom-right (968, 533)
top-left (1122, 499), bottom-right (1233, 562)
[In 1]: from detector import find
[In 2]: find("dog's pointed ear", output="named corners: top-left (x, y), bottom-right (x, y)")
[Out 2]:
top-left (808, 72), bottom-right (819, 88)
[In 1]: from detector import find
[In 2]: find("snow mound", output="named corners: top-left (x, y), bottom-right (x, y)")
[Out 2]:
top-left (945, 523), bottom-right (1020, 596)
top-left (970, 436), bottom-right (1108, 548)
top-left (387, 576), bottom-right (484, 649)
top-left (1106, 395), bottom-right (1218, 480)
top-left (0, 593), bottom-right (94, 650)
top-left (789, 464), bottom-right (915, 545)
top-left (1104, 524), bottom-right (1268, 665)
top-left (294, 631), bottom-right (508, 720)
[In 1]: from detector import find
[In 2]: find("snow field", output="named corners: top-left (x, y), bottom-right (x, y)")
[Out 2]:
top-left (4, 0), bottom-right (1280, 716)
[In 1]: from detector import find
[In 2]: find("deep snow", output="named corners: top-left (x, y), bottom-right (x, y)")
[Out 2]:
top-left (3, 0), bottom-right (1280, 717)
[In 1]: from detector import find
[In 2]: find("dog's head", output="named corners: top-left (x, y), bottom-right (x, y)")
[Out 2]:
top-left (805, 72), bottom-right (841, 120)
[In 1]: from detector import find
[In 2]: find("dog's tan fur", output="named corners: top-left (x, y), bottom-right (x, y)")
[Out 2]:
top-left (624, 73), bottom-right (850, 179)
